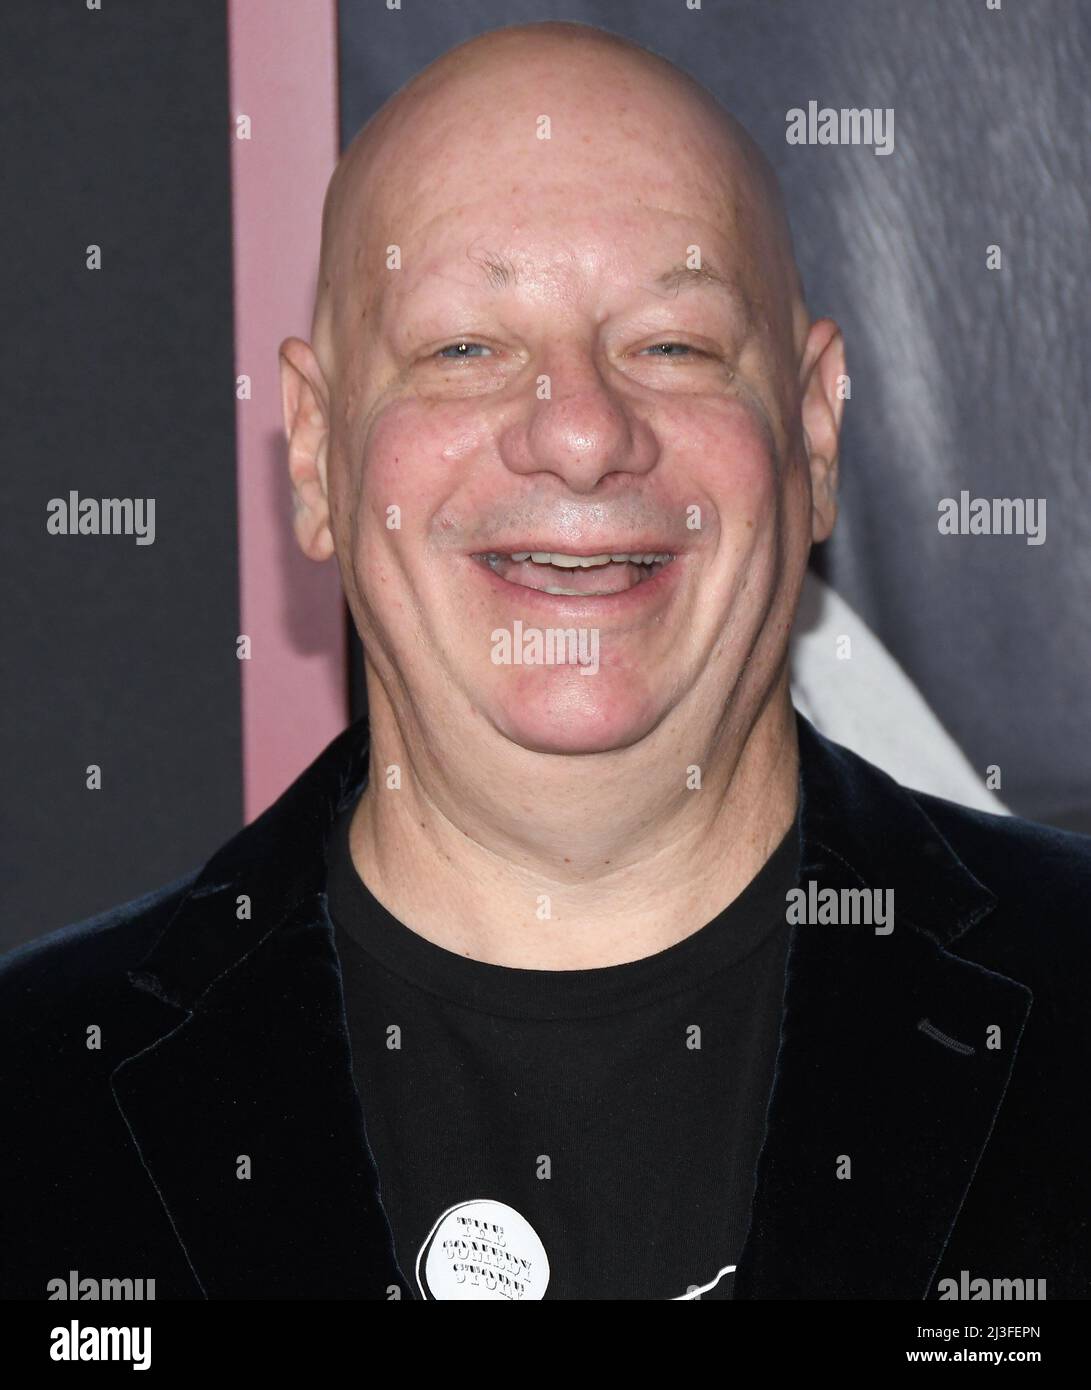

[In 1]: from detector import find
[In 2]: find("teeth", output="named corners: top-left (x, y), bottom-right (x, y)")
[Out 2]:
top-left (501, 551), bottom-right (671, 567)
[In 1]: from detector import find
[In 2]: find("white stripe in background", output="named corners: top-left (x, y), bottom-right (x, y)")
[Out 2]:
top-left (791, 571), bottom-right (1008, 815)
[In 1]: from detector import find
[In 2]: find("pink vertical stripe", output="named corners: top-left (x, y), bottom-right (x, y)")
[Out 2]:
top-left (227, 0), bottom-right (347, 822)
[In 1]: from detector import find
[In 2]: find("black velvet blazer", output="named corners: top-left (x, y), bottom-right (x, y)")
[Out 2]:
top-left (3, 714), bottom-right (1088, 1299)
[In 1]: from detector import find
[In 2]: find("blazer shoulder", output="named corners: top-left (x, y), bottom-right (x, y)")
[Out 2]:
top-left (0, 870), bottom-right (199, 1022)
top-left (912, 789), bottom-right (1091, 892)
top-left (908, 788), bottom-right (1091, 965)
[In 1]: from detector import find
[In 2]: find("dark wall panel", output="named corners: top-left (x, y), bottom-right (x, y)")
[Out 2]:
top-left (2, 0), bottom-right (242, 949)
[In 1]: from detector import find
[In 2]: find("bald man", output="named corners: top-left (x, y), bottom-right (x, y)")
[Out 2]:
top-left (3, 22), bottom-right (1089, 1303)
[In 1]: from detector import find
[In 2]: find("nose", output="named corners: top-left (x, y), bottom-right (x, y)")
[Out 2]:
top-left (499, 349), bottom-right (659, 493)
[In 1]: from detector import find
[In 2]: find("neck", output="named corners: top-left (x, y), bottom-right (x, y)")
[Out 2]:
top-left (349, 672), bottom-right (800, 969)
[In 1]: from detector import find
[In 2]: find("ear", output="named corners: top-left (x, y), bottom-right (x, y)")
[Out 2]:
top-left (278, 336), bottom-right (335, 561)
top-left (798, 317), bottom-right (846, 544)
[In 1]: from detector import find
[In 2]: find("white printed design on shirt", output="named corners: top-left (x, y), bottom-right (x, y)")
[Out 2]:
top-left (672, 1264), bottom-right (737, 1299)
top-left (416, 1198), bottom-right (550, 1300)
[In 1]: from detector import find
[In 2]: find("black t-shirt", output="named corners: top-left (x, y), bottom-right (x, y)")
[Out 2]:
top-left (327, 800), bottom-right (799, 1301)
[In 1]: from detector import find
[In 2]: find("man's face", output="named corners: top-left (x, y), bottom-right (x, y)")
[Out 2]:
top-left (319, 57), bottom-right (826, 756)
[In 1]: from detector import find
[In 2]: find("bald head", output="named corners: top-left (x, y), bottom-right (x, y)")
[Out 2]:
top-left (311, 21), bottom-right (806, 383)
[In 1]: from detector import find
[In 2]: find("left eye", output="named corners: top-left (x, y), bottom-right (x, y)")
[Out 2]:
top-left (641, 342), bottom-right (700, 357)
top-left (436, 341), bottom-right (492, 359)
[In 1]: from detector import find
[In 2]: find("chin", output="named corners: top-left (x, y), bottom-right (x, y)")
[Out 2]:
top-left (485, 668), bottom-right (663, 756)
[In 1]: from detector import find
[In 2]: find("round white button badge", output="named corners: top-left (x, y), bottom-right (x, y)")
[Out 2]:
top-left (416, 1198), bottom-right (550, 1300)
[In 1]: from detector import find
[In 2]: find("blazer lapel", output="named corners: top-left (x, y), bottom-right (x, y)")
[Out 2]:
top-left (110, 720), bottom-right (411, 1299)
top-left (733, 718), bottom-right (1033, 1299)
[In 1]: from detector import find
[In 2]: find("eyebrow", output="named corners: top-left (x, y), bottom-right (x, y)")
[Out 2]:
top-left (456, 248), bottom-right (754, 324)
top-left (653, 261), bottom-right (734, 294)
top-left (466, 251), bottom-right (740, 295)
top-left (467, 249), bottom-right (519, 290)
top-left (651, 261), bottom-right (754, 321)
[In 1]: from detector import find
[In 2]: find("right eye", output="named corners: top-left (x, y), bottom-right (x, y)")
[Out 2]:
top-left (435, 341), bottom-right (494, 360)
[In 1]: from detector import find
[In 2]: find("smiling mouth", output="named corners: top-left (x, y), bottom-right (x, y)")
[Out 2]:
top-left (475, 550), bottom-right (675, 596)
